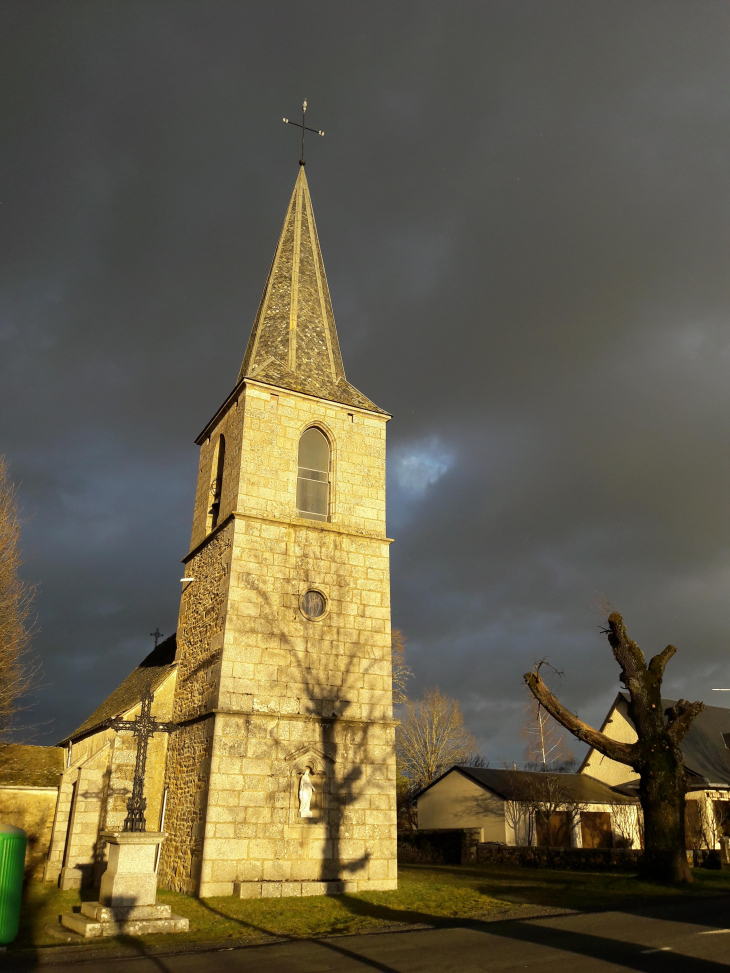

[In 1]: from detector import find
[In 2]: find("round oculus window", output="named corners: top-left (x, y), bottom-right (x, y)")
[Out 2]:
top-left (301, 589), bottom-right (326, 620)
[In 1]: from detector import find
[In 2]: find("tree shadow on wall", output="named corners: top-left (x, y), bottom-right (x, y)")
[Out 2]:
top-left (246, 542), bottom-right (393, 889)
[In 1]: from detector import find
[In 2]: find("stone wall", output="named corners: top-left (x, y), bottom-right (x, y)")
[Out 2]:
top-left (0, 787), bottom-right (58, 877)
top-left (157, 716), bottom-right (215, 894)
top-left (190, 396), bottom-right (244, 550)
top-left (175, 521), bottom-right (234, 721)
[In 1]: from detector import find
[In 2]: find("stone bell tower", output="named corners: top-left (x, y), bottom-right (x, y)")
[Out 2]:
top-left (158, 165), bottom-right (397, 898)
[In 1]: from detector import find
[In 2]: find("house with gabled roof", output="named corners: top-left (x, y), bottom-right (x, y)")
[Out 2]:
top-left (417, 765), bottom-right (639, 849)
top-left (581, 693), bottom-right (730, 849)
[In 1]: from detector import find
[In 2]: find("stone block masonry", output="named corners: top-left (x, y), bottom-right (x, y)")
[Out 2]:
top-left (157, 717), bottom-right (215, 894)
top-left (160, 382), bottom-right (397, 897)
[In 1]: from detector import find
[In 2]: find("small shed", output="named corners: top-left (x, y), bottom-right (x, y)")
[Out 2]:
top-left (0, 744), bottom-right (64, 876)
top-left (417, 766), bottom-right (639, 849)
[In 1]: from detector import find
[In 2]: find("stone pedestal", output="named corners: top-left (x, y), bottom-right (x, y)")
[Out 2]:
top-left (61, 832), bottom-right (188, 938)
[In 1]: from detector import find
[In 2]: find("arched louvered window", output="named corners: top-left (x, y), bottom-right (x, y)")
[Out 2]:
top-left (207, 434), bottom-right (226, 532)
top-left (297, 427), bottom-right (329, 521)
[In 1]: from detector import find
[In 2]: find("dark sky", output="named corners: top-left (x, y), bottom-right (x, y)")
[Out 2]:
top-left (2, 2), bottom-right (730, 762)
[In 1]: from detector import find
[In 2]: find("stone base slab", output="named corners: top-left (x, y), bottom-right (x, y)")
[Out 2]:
top-left (80, 901), bottom-right (173, 922)
top-left (61, 902), bottom-right (188, 938)
top-left (234, 880), bottom-right (343, 898)
top-left (58, 866), bottom-right (83, 891)
top-left (232, 879), bottom-right (397, 898)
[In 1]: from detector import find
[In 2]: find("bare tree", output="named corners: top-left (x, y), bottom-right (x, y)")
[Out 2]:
top-left (465, 753), bottom-right (490, 768)
top-left (502, 773), bottom-right (589, 848)
top-left (687, 796), bottom-right (727, 852)
top-left (611, 802), bottom-right (641, 849)
top-left (504, 797), bottom-right (534, 846)
top-left (396, 766), bottom-right (418, 831)
top-left (391, 628), bottom-right (412, 706)
top-left (522, 774), bottom-right (587, 848)
top-left (525, 612), bottom-right (703, 882)
top-left (521, 696), bottom-right (574, 772)
top-left (397, 687), bottom-right (478, 791)
top-left (0, 457), bottom-right (35, 748)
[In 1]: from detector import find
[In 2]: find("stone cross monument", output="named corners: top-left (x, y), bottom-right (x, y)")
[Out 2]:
top-left (61, 683), bottom-right (188, 937)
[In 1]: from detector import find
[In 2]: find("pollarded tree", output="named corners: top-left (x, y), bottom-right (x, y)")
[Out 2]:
top-left (525, 612), bottom-right (703, 883)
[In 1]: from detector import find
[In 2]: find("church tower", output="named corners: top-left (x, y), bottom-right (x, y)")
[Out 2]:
top-left (158, 166), bottom-right (397, 897)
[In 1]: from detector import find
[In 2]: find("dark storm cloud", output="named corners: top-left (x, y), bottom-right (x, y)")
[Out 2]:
top-left (1, 2), bottom-right (729, 758)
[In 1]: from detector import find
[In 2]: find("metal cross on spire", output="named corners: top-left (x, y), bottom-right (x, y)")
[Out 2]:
top-left (283, 99), bottom-right (324, 165)
top-left (150, 627), bottom-right (164, 647)
top-left (105, 683), bottom-right (178, 832)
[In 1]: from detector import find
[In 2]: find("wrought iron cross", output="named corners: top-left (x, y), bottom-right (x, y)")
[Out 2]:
top-left (283, 99), bottom-right (324, 165)
top-left (105, 683), bottom-right (177, 832)
top-left (150, 627), bottom-right (164, 647)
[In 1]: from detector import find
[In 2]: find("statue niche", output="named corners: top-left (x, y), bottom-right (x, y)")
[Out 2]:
top-left (286, 746), bottom-right (333, 825)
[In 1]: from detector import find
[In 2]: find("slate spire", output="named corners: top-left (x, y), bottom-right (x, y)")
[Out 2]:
top-left (238, 167), bottom-right (385, 414)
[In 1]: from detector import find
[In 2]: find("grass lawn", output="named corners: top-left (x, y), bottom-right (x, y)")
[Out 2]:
top-left (12, 864), bottom-right (730, 956)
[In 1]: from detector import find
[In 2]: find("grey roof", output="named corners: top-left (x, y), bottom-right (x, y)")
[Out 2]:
top-left (0, 744), bottom-right (64, 787)
top-left (58, 634), bottom-right (177, 745)
top-left (419, 766), bottom-right (636, 804)
top-left (618, 692), bottom-right (730, 788)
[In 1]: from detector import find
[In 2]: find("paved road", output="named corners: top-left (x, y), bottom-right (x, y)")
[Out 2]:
top-left (16, 897), bottom-right (730, 971)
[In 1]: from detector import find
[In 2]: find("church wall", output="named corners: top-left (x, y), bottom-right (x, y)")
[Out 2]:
top-left (189, 397), bottom-right (245, 550)
top-left (219, 518), bottom-right (392, 721)
top-left (100, 673), bottom-right (175, 837)
top-left (44, 771), bottom-right (74, 883)
top-left (56, 743), bottom-right (111, 889)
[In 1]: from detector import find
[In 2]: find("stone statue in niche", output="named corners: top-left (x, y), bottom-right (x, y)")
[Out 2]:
top-left (299, 768), bottom-right (314, 818)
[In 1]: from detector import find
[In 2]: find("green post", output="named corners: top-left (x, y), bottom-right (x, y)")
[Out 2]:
top-left (0, 824), bottom-right (27, 945)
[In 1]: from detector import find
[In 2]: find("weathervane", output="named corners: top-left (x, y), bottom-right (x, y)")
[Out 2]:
top-left (105, 683), bottom-right (178, 832)
top-left (283, 99), bottom-right (324, 165)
